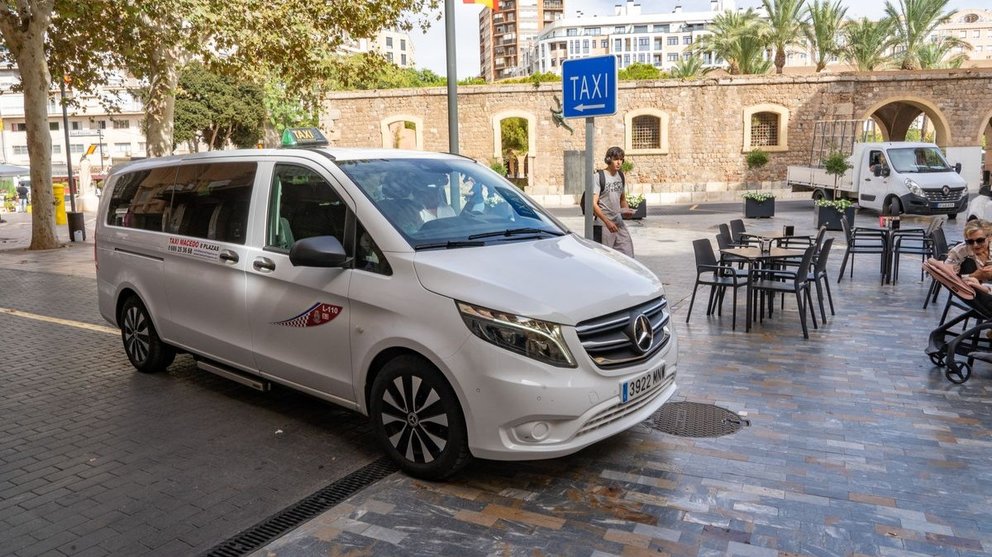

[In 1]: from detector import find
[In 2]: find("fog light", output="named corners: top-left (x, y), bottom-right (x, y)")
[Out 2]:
top-left (514, 421), bottom-right (551, 442)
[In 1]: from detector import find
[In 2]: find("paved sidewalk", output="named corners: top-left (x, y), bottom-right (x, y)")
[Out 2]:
top-left (0, 210), bottom-right (98, 278)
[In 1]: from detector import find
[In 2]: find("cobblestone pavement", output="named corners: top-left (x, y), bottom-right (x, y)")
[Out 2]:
top-left (2, 205), bottom-right (992, 556)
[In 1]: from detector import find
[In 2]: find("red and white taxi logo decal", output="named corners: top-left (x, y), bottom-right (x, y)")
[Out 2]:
top-left (272, 303), bottom-right (342, 328)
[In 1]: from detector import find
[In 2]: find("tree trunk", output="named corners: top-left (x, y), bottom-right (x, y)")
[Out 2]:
top-left (0, 2), bottom-right (59, 250)
top-left (143, 42), bottom-right (181, 157)
top-left (775, 47), bottom-right (786, 74)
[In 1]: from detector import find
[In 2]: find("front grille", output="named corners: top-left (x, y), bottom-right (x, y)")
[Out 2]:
top-left (924, 187), bottom-right (965, 202)
top-left (576, 373), bottom-right (674, 437)
top-left (575, 297), bottom-right (671, 369)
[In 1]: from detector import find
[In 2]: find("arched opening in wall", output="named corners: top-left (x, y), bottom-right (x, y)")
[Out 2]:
top-left (982, 113), bottom-right (992, 186)
top-left (861, 97), bottom-right (950, 147)
top-left (379, 115), bottom-right (424, 150)
top-left (500, 117), bottom-right (529, 186)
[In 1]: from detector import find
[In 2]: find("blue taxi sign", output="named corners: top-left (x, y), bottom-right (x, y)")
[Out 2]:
top-left (562, 55), bottom-right (618, 119)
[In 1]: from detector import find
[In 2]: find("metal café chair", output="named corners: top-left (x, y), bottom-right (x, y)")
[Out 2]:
top-left (749, 245), bottom-right (819, 339)
top-left (837, 215), bottom-right (887, 283)
top-left (923, 227), bottom-right (950, 310)
top-left (891, 216), bottom-right (945, 283)
top-left (686, 238), bottom-right (748, 330)
top-left (809, 237), bottom-right (836, 321)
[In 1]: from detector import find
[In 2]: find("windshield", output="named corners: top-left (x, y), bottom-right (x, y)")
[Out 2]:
top-left (335, 157), bottom-right (565, 249)
top-left (887, 147), bottom-right (951, 174)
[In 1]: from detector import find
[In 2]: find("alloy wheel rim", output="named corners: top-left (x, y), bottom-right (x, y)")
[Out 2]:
top-left (380, 374), bottom-right (449, 463)
top-left (123, 306), bottom-right (151, 364)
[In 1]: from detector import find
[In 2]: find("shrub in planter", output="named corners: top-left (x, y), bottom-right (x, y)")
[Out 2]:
top-left (814, 197), bottom-right (855, 230)
top-left (742, 191), bottom-right (775, 218)
top-left (623, 193), bottom-right (646, 220)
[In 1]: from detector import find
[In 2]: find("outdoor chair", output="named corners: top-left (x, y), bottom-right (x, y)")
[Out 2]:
top-left (749, 245), bottom-right (818, 339)
top-left (922, 258), bottom-right (992, 384)
top-left (718, 223), bottom-right (744, 247)
top-left (728, 219), bottom-right (756, 247)
top-left (837, 215), bottom-right (887, 283)
top-left (891, 216), bottom-right (944, 283)
top-left (809, 238), bottom-right (835, 322)
top-left (715, 230), bottom-right (746, 268)
top-left (923, 227), bottom-right (951, 310)
top-left (686, 238), bottom-right (748, 330)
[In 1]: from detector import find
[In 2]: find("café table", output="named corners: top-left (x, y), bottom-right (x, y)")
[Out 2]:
top-left (719, 246), bottom-right (808, 332)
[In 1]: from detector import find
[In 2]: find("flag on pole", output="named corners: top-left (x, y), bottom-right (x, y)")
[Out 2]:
top-left (463, 0), bottom-right (496, 11)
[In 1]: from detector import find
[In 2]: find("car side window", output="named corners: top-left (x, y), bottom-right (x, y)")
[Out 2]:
top-left (355, 221), bottom-right (391, 276)
top-left (105, 166), bottom-right (178, 231)
top-left (164, 162), bottom-right (256, 244)
top-left (268, 164), bottom-right (347, 251)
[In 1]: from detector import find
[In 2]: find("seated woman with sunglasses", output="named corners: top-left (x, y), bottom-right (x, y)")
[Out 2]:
top-left (946, 219), bottom-right (992, 281)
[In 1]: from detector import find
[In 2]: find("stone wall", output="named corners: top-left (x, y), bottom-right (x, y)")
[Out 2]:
top-left (322, 70), bottom-right (992, 206)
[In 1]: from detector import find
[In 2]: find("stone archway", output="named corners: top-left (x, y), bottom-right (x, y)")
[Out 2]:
top-left (492, 110), bottom-right (537, 183)
top-left (861, 96), bottom-right (951, 147)
top-left (980, 108), bottom-right (992, 185)
top-left (379, 115), bottom-right (424, 150)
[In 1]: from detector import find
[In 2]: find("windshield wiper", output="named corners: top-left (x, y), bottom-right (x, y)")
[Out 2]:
top-left (467, 227), bottom-right (565, 240)
top-left (414, 240), bottom-right (486, 250)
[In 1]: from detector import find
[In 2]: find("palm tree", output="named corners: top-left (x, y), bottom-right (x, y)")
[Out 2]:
top-left (669, 55), bottom-right (715, 80)
top-left (884, 0), bottom-right (966, 70)
top-left (917, 36), bottom-right (972, 68)
top-left (762, 0), bottom-right (806, 74)
top-left (692, 9), bottom-right (771, 75)
top-left (803, 0), bottom-right (847, 72)
top-left (842, 17), bottom-right (894, 71)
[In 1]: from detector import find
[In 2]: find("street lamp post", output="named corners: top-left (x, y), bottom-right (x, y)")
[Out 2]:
top-left (60, 78), bottom-right (76, 213)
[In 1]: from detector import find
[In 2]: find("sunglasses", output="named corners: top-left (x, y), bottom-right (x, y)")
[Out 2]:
top-left (965, 237), bottom-right (987, 245)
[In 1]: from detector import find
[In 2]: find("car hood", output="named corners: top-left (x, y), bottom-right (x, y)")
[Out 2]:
top-left (413, 234), bottom-right (664, 325)
top-left (901, 171), bottom-right (967, 189)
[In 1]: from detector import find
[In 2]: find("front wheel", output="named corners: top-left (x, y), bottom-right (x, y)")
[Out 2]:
top-left (369, 355), bottom-right (470, 480)
top-left (120, 296), bottom-right (175, 373)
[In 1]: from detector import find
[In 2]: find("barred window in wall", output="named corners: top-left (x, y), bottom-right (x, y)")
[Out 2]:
top-left (750, 112), bottom-right (779, 147)
top-left (631, 115), bottom-right (661, 150)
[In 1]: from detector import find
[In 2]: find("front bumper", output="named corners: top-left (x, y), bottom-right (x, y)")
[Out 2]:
top-left (901, 193), bottom-right (967, 215)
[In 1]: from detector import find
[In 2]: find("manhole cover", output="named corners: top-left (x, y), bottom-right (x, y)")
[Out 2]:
top-left (651, 401), bottom-right (750, 437)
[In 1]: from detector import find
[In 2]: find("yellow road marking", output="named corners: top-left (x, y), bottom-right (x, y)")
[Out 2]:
top-left (0, 307), bottom-right (118, 335)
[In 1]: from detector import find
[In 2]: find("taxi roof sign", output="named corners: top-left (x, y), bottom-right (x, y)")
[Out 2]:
top-left (281, 127), bottom-right (329, 147)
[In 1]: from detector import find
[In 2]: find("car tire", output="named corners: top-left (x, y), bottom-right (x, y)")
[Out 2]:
top-left (369, 355), bottom-right (471, 480)
top-left (120, 296), bottom-right (175, 374)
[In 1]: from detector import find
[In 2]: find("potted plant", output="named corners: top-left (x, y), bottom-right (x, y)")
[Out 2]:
top-left (815, 197), bottom-right (855, 231)
top-left (822, 150), bottom-right (852, 197)
top-left (624, 192), bottom-right (646, 220)
top-left (742, 191), bottom-right (775, 218)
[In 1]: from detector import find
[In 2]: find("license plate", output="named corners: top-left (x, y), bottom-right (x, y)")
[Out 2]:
top-left (621, 364), bottom-right (665, 404)
top-left (936, 202), bottom-right (955, 208)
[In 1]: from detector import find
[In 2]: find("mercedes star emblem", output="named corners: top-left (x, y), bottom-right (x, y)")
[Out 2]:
top-left (629, 313), bottom-right (654, 354)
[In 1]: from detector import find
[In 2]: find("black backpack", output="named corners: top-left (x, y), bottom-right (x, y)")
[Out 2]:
top-left (580, 169), bottom-right (625, 216)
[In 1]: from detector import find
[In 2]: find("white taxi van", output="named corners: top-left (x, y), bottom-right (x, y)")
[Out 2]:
top-left (95, 129), bottom-right (677, 479)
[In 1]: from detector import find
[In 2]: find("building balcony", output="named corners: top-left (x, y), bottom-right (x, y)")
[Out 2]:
top-left (543, 0), bottom-right (563, 10)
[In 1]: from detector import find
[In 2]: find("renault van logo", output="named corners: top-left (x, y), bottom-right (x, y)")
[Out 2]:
top-left (628, 313), bottom-right (654, 354)
top-left (942, 185), bottom-right (950, 195)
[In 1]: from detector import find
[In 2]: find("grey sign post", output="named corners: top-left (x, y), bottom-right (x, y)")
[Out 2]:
top-left (561, 55), bottom-right (618, 241)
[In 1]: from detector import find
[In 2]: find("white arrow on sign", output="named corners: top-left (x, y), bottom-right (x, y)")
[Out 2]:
top-left (574, 103), bottom-right (606, 112)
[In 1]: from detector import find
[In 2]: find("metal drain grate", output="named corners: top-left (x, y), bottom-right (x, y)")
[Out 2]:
top-left (202, 457), bottom-right (399, 557)
top-left (651, 401), bottom-right (750, 438)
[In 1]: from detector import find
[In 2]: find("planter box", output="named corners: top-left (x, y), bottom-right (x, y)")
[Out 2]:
top-left (816, 205), bottom-right (856, 231)
top-left (743, 197), bottom-right (775, 218)
top-left (623, 201), bottom-right (647, 220)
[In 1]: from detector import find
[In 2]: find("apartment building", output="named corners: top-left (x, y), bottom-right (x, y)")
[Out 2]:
top-left (0, 70), bottom-right (146, 178)
top-left (932, 8), bottom-right (992, 64)
top-left (479, 0), bottom-right (565, 81)
top-left (341, 28), bottom-right (417, 68)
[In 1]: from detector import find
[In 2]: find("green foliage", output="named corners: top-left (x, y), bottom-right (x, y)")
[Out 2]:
top-left (328, 53), bottom-right (449, 90)
top-left (500, 117), bottom-right (528, 158)
top-left (489, 159), bottom-right (508, 176)
top-left (175, 62), bottom-right (265, 150)
top-left (458, 76), bottom-right (487, 85)
top-left (501, 72), bottom-right (561, 85)
top-left (620, 159), bottom-right (634, 173)
top-left (626, 193), bottom-right (645, 209)
top-left (692, 8), bottom-right (772, 75)
top-left (815, 197), bottom-right (853, 212)
top-left (884, 0), bottom-right (963, 70)
top-left (263, 79), bottom-right (318, 135)
top-left (618, 63), bottom-right (661, 81)
top-left (746, 149), bottom-right (770, 170)
top-left (669, 56), bottom-right (713, 80)
top-left (842, 17), bottom-right (895, 71)
top-left (917, 36), bottom-right (971, 68)
top-left (822, 151), bottom-right (852, 177)
top-left (742, 191), bottom-right (775, 202)
top-left (762, 0), bottom-right (806, 74)
top-left (803, 0), bottom-right (848, 72)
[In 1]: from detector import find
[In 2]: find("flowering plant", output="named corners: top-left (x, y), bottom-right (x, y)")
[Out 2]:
top-left (625, 193), bottom-right (645, 209)
top-left (741, 191), bottom-right (775, 203)
top-left (815, 197), bottom-right (853, 212)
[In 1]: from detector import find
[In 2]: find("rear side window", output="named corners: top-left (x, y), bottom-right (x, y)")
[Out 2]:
top-left (165, 163), bottom-right (256, 244)
top-left (105, 161), bottom-right (256, 245)
top-left (105, 166), bottom-right (178, 231)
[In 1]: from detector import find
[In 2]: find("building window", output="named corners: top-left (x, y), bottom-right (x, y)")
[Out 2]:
top-left (667, 36), bottom-right (678, 46)
top-left (114, 142), bottom-right (131, 154)
top-left (742, 104), bottom-right (790, 152)
top-left (386, 36), bottom-right (393, 47)
top-left (601, 39), bottom-right (608, 48)
top-left (49, 121), bottom-right (59, 131)
top-left (683, 52), bottom-right (692, 60)
top-left (52, 144), bottom-right (62, 154)
top-left (70, 144), bottom-right (84, 153)
top-left (653, 24), bottom-right (669, 33)
top-left (112, 119), bottom-right (129, 129)
top-left (638, 37), bottom-right (649, 51)
top-left (400, 39), bottom-right (406, 50)
top-left (12, 122), bottom-right (26, 132)
top-left (387, 52), bottom-right (394, 62)
top-left (13, 145), bottom-right (28, 155)
top-left (654, 38), bottom-right (663, 50)
top-left (567, 28), bottom-right (578, 36)
top-left (667, 53), bottom-right (678, 61)
top-left (96, 120), bottom-right (107, 129)
top-left (614, 38), bottom-right (622, 51)
top-left (614, 26), bottom-right (625, 34)
top-left (586, 27), bottom-right (600, 35)
top-left (683, 35), bottom-right (692, 45)
top-left (623, 54), bottom-right (630, 66)
top-left (401, 53), bottom-right (407, 65)
top-left (71, 121), bottom-right (81, 130)
top-left (638, 53), bottom-right (646, 63)
top-left (633, 25), bottom-right (647, 33)
top-left (624, 108), bottom-right (669, 155)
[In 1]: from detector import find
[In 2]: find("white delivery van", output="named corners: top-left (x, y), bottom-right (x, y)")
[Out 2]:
top-left (787, 142), bottom-right (969, 218)
top-left (95, 131), bottom-right (678, 479)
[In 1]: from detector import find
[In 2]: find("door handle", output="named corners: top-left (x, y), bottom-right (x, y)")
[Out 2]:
top-left (219, 249), bottom-right (239, 263)
top-left (253, 257), bottom-right (276, 272)
top-left (864, 178), bottom-right (871, 182)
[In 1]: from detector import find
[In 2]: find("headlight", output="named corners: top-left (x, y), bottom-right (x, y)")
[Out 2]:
top-left (904, 178), bottom-right (924, 197)
top-left (457, 302), bottom-right (576, 367)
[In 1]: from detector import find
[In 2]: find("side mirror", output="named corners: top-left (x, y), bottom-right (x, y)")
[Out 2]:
top-left (872, 166), bottom-right (882, 177)
top-left (881, 167), bottom-right (890, 177)
top-left (289, 235), bottom-right (348, 267)
top-left (955, 162), bottom-right (962, 174)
